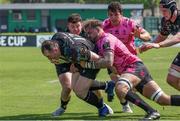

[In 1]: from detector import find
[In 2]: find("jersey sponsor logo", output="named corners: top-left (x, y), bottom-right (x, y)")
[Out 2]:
top-left (103, 41), bottom-right (111, 50)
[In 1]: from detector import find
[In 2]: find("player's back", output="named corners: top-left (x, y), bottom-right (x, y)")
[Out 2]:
top-left (51, 32), bottom-right (94, 51)
top-left (51, 32), bottom-right (95, 62)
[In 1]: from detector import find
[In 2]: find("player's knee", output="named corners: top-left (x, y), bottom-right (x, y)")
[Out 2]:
top-left (166, 74), bottom-right (174, 85)
top-left (166, 78), bottom-right (172, 86)
top-left (59, 80), bottom-right (71, 90)
top-left (62, 83), bottom-right (71, 89)
top-left (178, 82), bottom-right (180, 91)
top-left (73, 88), bottom-right (82, 98)
top-left (62, 87), bottom-right (71, 94)
top-left (166, 74), bottom-right (180, 91)
top-left (150, 89), bottom-right (170, 105)
top-left (115, 78), bottom-right (132, 99)
top-left (75, 91), bottom-right (86, 99)
top-left (156, 95), bottom-right (170, 106)
top-left (73, 87), bottom-right (87, 99)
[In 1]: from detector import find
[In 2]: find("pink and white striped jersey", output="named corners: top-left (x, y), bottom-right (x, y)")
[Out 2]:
top-left (96, 32), bottom-right (141, 74)
top-left (103, 17), bottom-right (140, 55)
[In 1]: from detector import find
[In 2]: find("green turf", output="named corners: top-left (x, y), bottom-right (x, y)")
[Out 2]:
top-left (0, 47), bottom-right (179, 120)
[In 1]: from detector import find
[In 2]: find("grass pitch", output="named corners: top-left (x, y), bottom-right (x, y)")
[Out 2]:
top-left (0, 47), bottom-right (179, 120)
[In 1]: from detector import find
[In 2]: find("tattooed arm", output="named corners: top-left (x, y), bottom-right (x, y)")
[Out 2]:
top-left (81, 50), bottom-right (114, 69)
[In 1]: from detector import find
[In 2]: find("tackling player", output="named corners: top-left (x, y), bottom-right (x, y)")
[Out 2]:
top-left (82, 19), bottom-right (180, 120)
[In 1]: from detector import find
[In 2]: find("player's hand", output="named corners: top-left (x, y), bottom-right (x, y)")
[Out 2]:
top-left (131, 25), bottom-right (141, 38)
top-left (150, 43), bottom-right (160, 48)
top-left (139, 43), bottom-right (160, 53)
top-left (109, 66), bottom-right (118, 74)
top-left (131, 29), bottom-right (141, 38)
top-left (50, 59), bottom-right (60, 64)
top-left (80, 61), bottom-right (86, 68)
top-left (70, 64), bottom-right (79, 73)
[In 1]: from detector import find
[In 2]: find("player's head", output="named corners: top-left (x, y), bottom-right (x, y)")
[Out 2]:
top-left (41, 40), bottom-right (60, 62)
top-left (107, 1), bottom-right (122, 25)
top-left (83, 19), bottom-right (103, 43)
top-left (159, 0), bottom-right (177, 20)
top-left (67, 13), bottom-right (82, 35)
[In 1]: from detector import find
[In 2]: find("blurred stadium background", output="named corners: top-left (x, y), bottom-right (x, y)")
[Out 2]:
top-left (0, 0), bottom-right (179, 120)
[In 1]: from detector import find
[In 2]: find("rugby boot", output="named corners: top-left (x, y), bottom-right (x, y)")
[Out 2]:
top-left (98, 103), bottom-right (114, 117)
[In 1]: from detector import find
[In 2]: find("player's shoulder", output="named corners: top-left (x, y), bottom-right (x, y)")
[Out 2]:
top-left (122, 16), bottom-right (135, 26)
top-left (51, 32), bottom-right (66, 40)
top-left (102, 18), bottom-right (111, 29)
top-left (51, 32), bottom-right (81, 40)
top-left (103, 33), bottom-right (117, 43)
top-left (103, 18), bottom-right (110, 25)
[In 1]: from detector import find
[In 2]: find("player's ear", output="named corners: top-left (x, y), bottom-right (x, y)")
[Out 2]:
top-left (97, 27), bottom-right (101, 33)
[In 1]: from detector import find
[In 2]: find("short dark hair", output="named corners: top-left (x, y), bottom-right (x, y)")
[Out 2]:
top-left (108, 1), bottom-right (122, 14)
top-left (41, 40), bottom-right (56, 54)
top-left (83, 19), bottom-right (102, 31)
top-left (67, 13), bottom-right (82, 23)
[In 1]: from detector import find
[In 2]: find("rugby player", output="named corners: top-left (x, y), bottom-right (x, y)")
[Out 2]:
top-left (140, 0), bottom-right (180, 91)
top-left (41, 32), bottom-right (114, 117)
top-left (102, 1), bottom-right (152, 112)
top-left (82, 19), bottom-right (180, 120)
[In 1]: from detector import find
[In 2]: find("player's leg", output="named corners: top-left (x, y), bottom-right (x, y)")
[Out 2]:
top-left (109, 72), bottom-right (133, 113)
top-left (52, 63), bottom-right (72, 116)
top-left (93, 90), bottom-right (103, 100)
top-left (116, 62), bottom-right (160, 120)
top-left (88, 69), bottom-right (116, 102)
top-left (133, 61), bottom-right (180, 106)
top-left (58, 72), bottom-right (72, 108)
top-left (80, 67), bottom-right (115, 101)
top-left (166, 52), bottom-right (180, 91)
top-left (90, 79), bottom-right (115, 102)
top-left (116, 73), bottom-right (158, 114)
top-left (72, 68), bottom-right (113, 117)
top-left (142, 80), bottom-right (180, 106)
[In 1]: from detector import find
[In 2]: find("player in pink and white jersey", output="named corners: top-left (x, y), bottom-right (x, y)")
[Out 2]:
top-left (95, 32), bottom-right (141, 74)
top-left (102, 1), bottom-right (152, 112)
top-left (103, 1), bottom-right (151, 55)
top-left (82, 19), bottom-right (180, 120)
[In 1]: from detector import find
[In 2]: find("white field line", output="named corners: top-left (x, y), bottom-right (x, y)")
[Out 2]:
top-left (48, 79), bottom-right (59, 83)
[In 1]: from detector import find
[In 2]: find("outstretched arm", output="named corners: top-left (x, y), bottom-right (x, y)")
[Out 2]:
top-left (139, 33), bottom-right (179, 52)
top-left (153, 33), bottom-right (168, 43)
top-left (139, 33), bottom-right (167, 53)
top-left (158, 33), bottom-right (180, 47)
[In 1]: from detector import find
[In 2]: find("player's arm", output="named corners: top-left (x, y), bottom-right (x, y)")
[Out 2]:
top-left (71, 47), bottom-right (101, 62)
top-left (153, 33), bottom-right (168, 43)
top-left (80, 50), bottom-right (114, 69)
top-left (134, 26), bottom-right (152, 42)
top-left (138, 33), bottom-right (168, 53)
top-left (139, 33), bottom-right (179, 51)
top-left (158, 33), bottom-right (180, 47)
